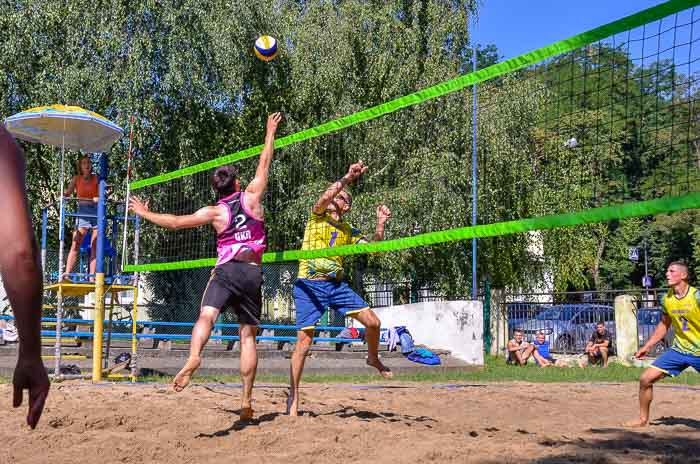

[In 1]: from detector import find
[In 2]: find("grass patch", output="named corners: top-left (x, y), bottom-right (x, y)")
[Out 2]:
top-left (2, 356), bottom-right (697, 386)
top-left (135, 356), bottom-right (700, 386)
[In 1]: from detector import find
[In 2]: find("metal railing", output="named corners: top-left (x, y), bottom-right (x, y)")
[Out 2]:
top-left (496, 288), bottom-right (669, 356)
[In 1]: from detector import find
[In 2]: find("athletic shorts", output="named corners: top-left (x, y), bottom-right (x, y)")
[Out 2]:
top-left (201, 260), bottom-right (262, 325)
top-left (651, 348), bottom-right (700, 377)
top-left (293, 279), bottom-right (369, 330)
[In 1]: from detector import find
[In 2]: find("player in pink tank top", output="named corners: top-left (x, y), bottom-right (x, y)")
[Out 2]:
top-left (215, 190), bottom-right (267, 266)
top-left (129, 113), bottom-right (282, 420)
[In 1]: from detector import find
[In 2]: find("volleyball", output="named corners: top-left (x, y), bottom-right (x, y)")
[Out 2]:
top-left (254, 35), bottom-right (279, 62)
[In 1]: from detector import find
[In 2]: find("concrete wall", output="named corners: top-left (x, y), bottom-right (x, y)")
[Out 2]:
top-left (372, 300), bottom-right (484, 365)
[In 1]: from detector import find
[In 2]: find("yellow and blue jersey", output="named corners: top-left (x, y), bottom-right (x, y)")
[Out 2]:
top-left (662, 286), bottom-right (700, 356)
top-left (297, 212), bottom-right (365, 280)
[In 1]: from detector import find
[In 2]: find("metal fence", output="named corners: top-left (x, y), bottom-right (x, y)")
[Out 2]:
top-left (363, 280), bottom-right (465, 308)
top-left (494, 288), bottom-right (669, 356)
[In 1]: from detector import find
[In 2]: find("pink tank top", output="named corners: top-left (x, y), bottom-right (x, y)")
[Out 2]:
top-left (216, 192), bottom-right (266, 266)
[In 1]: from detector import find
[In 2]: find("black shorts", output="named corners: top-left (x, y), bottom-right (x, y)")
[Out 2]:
top-left (201, 260), bottom-right (262, 325)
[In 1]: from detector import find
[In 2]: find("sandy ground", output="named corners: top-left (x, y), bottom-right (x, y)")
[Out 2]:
top-left (1, 381), bottom-right (699, 464)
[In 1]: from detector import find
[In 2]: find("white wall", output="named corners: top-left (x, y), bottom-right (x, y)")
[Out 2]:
top-left (373, 300), bottom-right (484, 365)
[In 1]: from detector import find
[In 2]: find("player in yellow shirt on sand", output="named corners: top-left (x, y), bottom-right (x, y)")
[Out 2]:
top-left (287, 160), bottom-right (393, 416)
top-left (624, 261), bottom-right (700, 427)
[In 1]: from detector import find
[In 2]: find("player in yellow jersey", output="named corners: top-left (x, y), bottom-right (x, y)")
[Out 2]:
top-left (288, 160), bottom-right (393, 416)
top-left (624, 261), bottom-right (700, 427)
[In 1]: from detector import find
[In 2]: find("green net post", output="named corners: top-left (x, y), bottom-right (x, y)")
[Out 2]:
top-left (483, 279), bottom-right (491, 354)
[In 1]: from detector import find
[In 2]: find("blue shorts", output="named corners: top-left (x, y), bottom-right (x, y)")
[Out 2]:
top-left (651, 348), bottom-right (700, 377)
top-left (293, 279), bottom-right (370, 330)
top-left (76, 201), bottom-right (97, 229)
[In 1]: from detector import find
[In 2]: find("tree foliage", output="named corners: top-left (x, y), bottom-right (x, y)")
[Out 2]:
top-left (1, 1), bottom-right (698, 303)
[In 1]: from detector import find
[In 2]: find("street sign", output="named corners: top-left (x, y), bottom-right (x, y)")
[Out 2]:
top-left (628, 247), bottom-right (640, 262)
top-left (643, 275), bottom-right (652, 288)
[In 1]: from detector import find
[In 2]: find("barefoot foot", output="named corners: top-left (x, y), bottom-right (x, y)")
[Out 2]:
top-left (173, 356), bottom-right (201, 392)
top-left (367, 358), bottom-right (393, 379)
top-left (286, 390), bottom-right (299, 417)
top-left (622, 418), bottom-right (649, 428)
top-left (240, 405), bottom-right (254, 421)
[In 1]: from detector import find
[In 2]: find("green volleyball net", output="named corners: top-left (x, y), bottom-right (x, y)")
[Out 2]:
top-left (125, 0), bottom-right (700, 290)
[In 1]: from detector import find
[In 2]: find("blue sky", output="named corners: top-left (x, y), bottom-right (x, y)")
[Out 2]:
top-left (475, 1), bottom-right (668, 60)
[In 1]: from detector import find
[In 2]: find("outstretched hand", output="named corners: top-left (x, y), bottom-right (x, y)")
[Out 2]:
top-left (266, 112), bottom-right (283, 136)
top-left (634, 346), bottom-right (649, 359)
top-left (376, 205), bottom-right (392, 223)
top-left (13, 358), bottom-right (50, 429)
top-left (128, 196), bottom-right (150, 216)
top-left (345, 160), bottom-right (368, 182)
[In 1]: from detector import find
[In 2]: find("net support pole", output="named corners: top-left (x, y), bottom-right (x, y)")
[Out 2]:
top-left (130, 284), bottom-right (138, 382)
top-left (471, 44), bottom-right (478, 299)
top-left (92, 153), bottom-right (108, 382)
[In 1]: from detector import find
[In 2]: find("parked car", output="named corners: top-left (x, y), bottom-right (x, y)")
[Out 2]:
top-left (637, 308), bottom-right (674, 356)
top-left (510, 303), bottom-right (615, 353)
top-left (506, 302), bottom-right (545, 321)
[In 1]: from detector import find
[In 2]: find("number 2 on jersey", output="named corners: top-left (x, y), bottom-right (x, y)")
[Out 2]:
top-left (680, 316), bottom-right (689, 332)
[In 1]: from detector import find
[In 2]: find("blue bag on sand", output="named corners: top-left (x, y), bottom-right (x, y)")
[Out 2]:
top-left (407, 348), bottom-right (441, 365)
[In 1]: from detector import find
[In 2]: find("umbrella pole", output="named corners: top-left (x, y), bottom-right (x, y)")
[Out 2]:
top-left (55, 132), bottom-right (66, 377)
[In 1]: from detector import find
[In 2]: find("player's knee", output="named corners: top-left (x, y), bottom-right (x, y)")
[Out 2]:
top-left (239, 326), bottom-right (257, 343)
top-left (362, 310), bottom-right (381, 329)
top-left (295, 332), bottom-right (313, 353)
top-left (198, 308), bottom-right (218, 326)
top-left (640, 369), bottom-right (660, 387)
top-left (296, 340), bottom-right (312, 356)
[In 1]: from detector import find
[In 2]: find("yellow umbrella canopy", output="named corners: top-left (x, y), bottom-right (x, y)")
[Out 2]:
top-left (4, 104), bottom-right (123, 153)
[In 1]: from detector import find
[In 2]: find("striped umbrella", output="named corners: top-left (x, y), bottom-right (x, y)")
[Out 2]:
top-left (4, 104), bottom-right (123, 153)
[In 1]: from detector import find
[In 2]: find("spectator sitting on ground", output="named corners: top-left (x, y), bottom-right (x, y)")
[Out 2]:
top-left (532, 331), bottom-right (568, 367)
top-left (507, 329), bottom-right (535, 365)
top-left (579, 321), bottom-right (611, 367)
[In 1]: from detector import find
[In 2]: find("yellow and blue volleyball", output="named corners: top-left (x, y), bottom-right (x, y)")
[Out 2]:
top-left (254, 36), bottom-right (279, 62)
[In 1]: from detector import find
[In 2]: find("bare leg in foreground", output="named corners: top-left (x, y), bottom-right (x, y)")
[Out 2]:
top-left (287, 309), bottom-right (392, 416)
top-left (287, 328), bottom-right (314, 417)
top-left (238, 323), bottom-right (258, 420)
top-left (623, 367), bottom-right (666, 427)
top-left (173, 306), bottom-right (219, 392)
top-left (352, 309), bottom-right (393, 378)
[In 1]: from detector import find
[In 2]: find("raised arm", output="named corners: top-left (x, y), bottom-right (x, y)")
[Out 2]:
top-left (0, 126), bottom-right (50, 429)
top-left (244, 112), bottom-right (282, 216)
top-left (312, 160), bottom-right (367, 215)
top-left (373, 205), bottom-right (391, 241)
top-left (64, 176), bottom-right (77, 197)
top-left (129, 196), bottom-right (220, 230)
top-left (354, 204), bottom-right (391, 245)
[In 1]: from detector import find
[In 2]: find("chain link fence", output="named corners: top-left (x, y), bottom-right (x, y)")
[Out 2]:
top-left (25, 250), bottom-right (469, 350)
